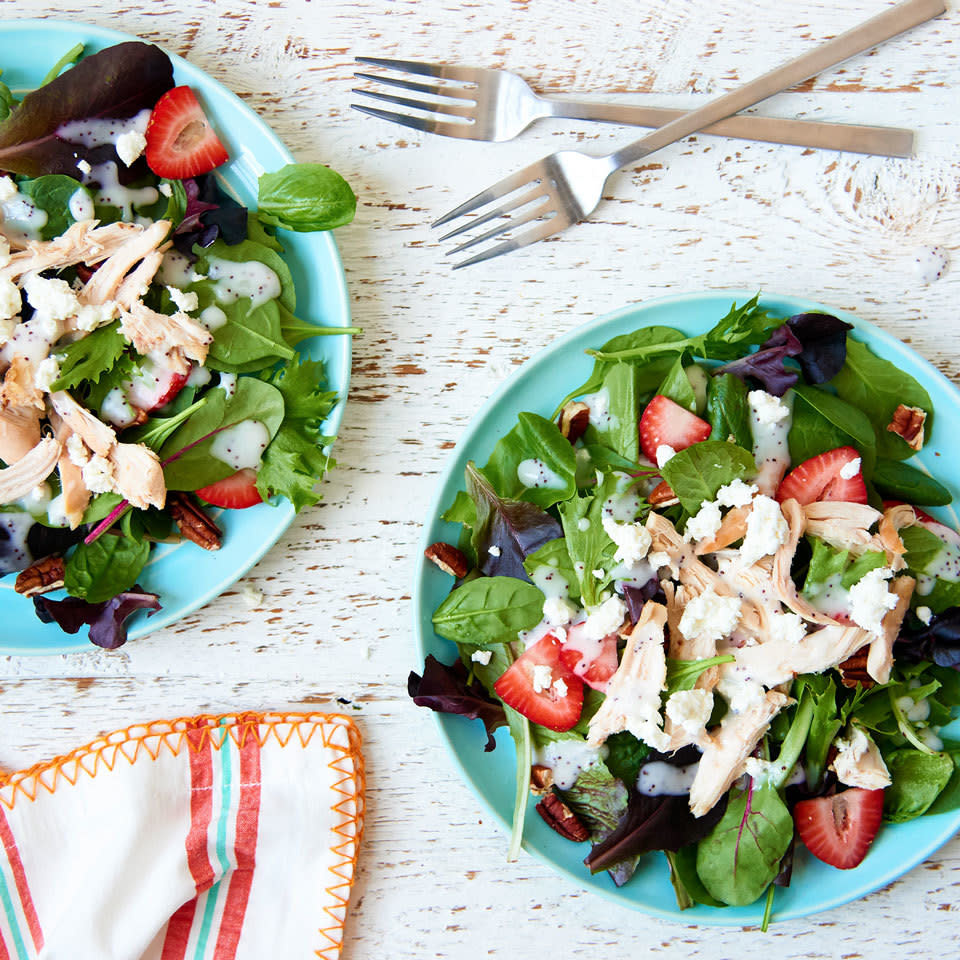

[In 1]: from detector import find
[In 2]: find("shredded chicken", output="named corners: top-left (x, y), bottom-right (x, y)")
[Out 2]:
top-left (79, 220), bottom-right (171, 305)
top-left (0, 404), bottom-right (42, 464)
top-left (831, 725), bottom-right (891, 790)
top-left (119, 300), bottom-right (212, 369)
top-left (877, 503), bottom-right (917, 573)
top-left (803, 501), bottom-right (883, 554)
top-left (866, 575), bottom-right (916, 684)
top-left (0, 437), bottom-right (60, 504)
top-left (695, 504), bottom-right (749, 555)
top-left (113, 250), bottom-right (165, 311)
top-left (48, 391), bottom-right (115, 457)
top-left (110, 443), bottom-right (166, 510)
top-left (0, 357), bottom-right (45, 411)
top-left (48, 412), bottom-right (90, 528)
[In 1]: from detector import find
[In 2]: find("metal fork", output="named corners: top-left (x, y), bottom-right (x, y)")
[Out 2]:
top-left (353, 60), bottom-right (914, 158)
top-left (427, 0), bottom-right (944, 269)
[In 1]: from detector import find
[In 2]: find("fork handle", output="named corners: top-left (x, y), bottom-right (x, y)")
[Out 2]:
top-left (541, 101), bottom-right (914, 157)
top-left (607, 0), bottom-right (944, 171)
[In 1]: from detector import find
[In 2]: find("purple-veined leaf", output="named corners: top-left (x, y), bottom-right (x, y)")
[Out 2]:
top-left (33, 585), bottom-right (160, 649)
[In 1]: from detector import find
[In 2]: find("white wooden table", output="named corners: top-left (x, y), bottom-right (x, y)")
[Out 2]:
top-left (2, 0), bottom-right (960, 956)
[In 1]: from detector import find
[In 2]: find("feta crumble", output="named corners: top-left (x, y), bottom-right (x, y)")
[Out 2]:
top-left (75, 302), bottom-right (117, 332)
top-left (0, 315), bottom-right (17, 345)
top-left (241, 584), bottom-right (263, 609)
top-left (81, 455), bottom-right (115, 494)
top-left (0, 277), bottom-right (21, 323)
top-left (665, 689), bottom-right (714, 738)
top-left (471, 649), bottom-right (493, 666)
top-left (76, 158), bottom-right (92, 175)
top-left (532, 663), bottom-right (553, 694)
top-left (488, 544), bottom-right (501, 557)
top-left (583, 595), bottom-right (627, 641)
top-left (917, 605), bottom-right (933, 625)
top-left (158, 182), bottom-right (173, 198)
top-left (0, 176), bottom-right (17, 202)
top-left (552, 677), bottom-right (568, 698)
top-left (33, 356), bottom-right (60, 391)
top-left (115, 129), bottom-right (147, 167)
top-left (748, 389), bottom-right (790, 425)
top-left (767, 610), bottom-right (807, 645)
top-left (23, 274), bottom-right (79, 321)
top-left (592, 568), bottom-right (606, 580)
top-left (543, 595), bottom-right (578, 626)
top-left (678, 587), bottom-right (741, 642)
top-left (648, 551), bottom-right (671, 569)
top-left (716, 478), bottom-right (758, 508)
top-left (739, 494), bottom-right (789, 566)
top-left (601, 516), bottom-right (652, 566)
top-left (655, 444), bottom-right (676, 468)
top-left (839, 456), bottom-right (862, 480)
top-left (167, 286), bottom-right (199, 313)
top-left (849, 566), bottom-right (898, 635)
top-left (684, 499), bottom-right (722, 543)
top-left (66, 433), bottom-right (90, 467)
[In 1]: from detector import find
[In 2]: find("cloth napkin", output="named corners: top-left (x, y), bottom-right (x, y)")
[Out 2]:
top-left (0, 712), bottom-right (364, 960)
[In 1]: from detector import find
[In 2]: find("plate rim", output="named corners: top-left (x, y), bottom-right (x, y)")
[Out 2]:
top-left (0, 18), bottom-right (352, 654)
top-left (411, 287), bottom-right (960, 924)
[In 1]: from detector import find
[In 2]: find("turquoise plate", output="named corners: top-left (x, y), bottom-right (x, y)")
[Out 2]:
top-left (0, 20), bottom-right (352, 654)
top-left (413, 289), bottom-right (960, 923)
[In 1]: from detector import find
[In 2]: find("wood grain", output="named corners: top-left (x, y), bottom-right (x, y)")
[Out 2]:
top-left (1, 0), bottom-right (959, 956)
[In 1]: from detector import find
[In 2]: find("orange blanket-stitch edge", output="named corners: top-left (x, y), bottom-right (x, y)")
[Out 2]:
top-left (0, 711), bottom-right (365, 960)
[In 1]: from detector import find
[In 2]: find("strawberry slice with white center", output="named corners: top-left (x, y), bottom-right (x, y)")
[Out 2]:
top-left (493, 633), bottom-right (584, 732)
top-left (145, 85), bottom-right (229, 179)
top-left (775, 445), bottom-right (867, 505)
top-left (196, 468), bottom-right (263, 509)
top-left (794, 787), bottom-right (884, 869)
top-left (125, 358), bottom-right (189, 412)
top-left (639, 395), bottom-right (711, 465)
top-left (558, 620), bottom-right (619, 692)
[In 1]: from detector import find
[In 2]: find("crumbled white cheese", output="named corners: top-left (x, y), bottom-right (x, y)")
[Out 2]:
top-left (532, 663), bottom-right (553, 694)
top-left (33, 356), bottom-right (60, 391)
top-left (839, 456), bottom-right (862, 480)
top-left (66, 433), bottom-right (90, 467)
top-left (81, 455), bottom-right (115, 494)
top-left (917, 605), bottom-right (933, 625)
top-left (158, 182), bottom-right (173, 197)
top-left (743, 757), bottom-right (777, 785)
top-left (240, 584), bottom-right (263, 609)
top-left (592, 568), bottom-right (605, 580)
top-left (167, 286), bottom-right (199, 313)
top-left (471, 649), bottom-right (492, 666)
top-left (115, 129), bottom-right (147, 167)
top-left (0, 236), bottom-right (9, 268)
top-left (23, 274), bottom-right (79, 321)
top-left (76, 158), bottom-right (92, 175)
top-left (684, 499), bottom-right (722, 543)
top-left (0, 315), bottom-right (17, 345)
top-left (75, 302), bottom-right (117, 332)
top-left (488, 544), bottom-right (501, 558)
top-left (665, 689), bottom-right (714, 738)
top-left (767, 610), bottom-right (807, 645)
top-left (716, 478), bottom-right (758, 508)
top-left (849, 566), bottom-right (898, 635)
top-left (602, 516), bottom-right (652, 566)
top-left (678, 587), bottom-right (741, 642)
top-left (543, 595), bottom-right (578, 626)
top-left (0, 277), bottom-right (21, 323)
top-left (748, 389), bottom-right (790, 425)
top-left (739, 494), bottom-right (789, 566)
top-left (552, 677), bottom-right (568, 698)
top-left (716, 665), bottom-right (766, 713)
top-left (656, 444), bottom-right (676, 468)
top-left (648, 551), bottom-right (671, 570)
top-left (0, 176), bottom-right (17, 202)
top-left (583, 595), bottom-right (628, 641)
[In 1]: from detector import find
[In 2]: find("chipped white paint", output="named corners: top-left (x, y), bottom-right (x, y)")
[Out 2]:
top-left (1, 0), bottom-right (960, 956)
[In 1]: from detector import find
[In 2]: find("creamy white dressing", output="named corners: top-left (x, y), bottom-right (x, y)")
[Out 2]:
top-left (199, 305), bottom-right (229, 331)
top-left (581, 388), bottom-right (617, 431)
top-left (0, 316), bottom-right (61, 367)
top-left (46, 493), bottom-right (70, 529)
top-left (68, 188), bottom-right (95, 222)
top-left (534, 738), bottom-right (607, 791)
top-left (637, 760), bottom-right (700, 797)
top-left (87, 161), bottom-right (159, 221)
top-left (530, 564), bottom-right (571, 599)
top-left (517, 458), bottom-right (565, 490)
top-left (186, 365), bottom-right (212, 388)
top-left (210, 419), bottom-right (270, 471)
top-left (0, 186), bottom-right (48, 243)
top-left (0, 512), bottom-right (34, 571)
top-left (159, 251), bottom-right (200, 288)
top-left (560, 617), bottom-right (610, 676)
top-left (101, 386), bottom-right (138, 428)
top-left (750, 390), bottom-right (793, 496)
top-left (218, 372), bottom-right (238, 398)
top-left (16, 483), bottom-right (51, 516)
top-left (57, 110), bottom-right (151, 150)
top-left (802, 571), bottom-right (851, 619)
top-left (601, 474), bottom-right (644, 523)
top-left (207, 257), bottom-right (281, 308)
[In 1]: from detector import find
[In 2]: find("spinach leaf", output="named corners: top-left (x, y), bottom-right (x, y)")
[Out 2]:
top-left (480, 412), bottom-right (577, 508)
top-left (50, 321), bottom-right (127, 392)
top-left (788, 384), bottom-right (877, 479)
top-left (927, 739), bottom-right (960, 815)
top-left (707, 372), bottom-right (752, 450)
top-left (696, 780), bottom-right (793, 906)
top-left (665, 655), bottom-right (735, 695)
top-left (257, 163), bottom-right (357, 232)
top-left (883, 749), bottom-right (954, 823)
top-left (900, 524), bottom-right (947, 574)
top-left (593, 363), bottom-right (643, 464)
top-left (657, 356), bottom-right (697, 413)
top-left (442, 489), bottom-right (476, 526)
top-left (794, 674), bottom-right (842, 789)
top-left (0, 78), bottom-right (12, 123)
top-left (667, 846), bottom-right (726, 909)
top-left (832, 339), bottom-right (933, 461)
top-left (64, 534), bottom-right (150, 603)
top-left (18, 175), bottom-right (92, 240)
top-left (872, 458), bottom-right (951, 507)
top-left (278, 304), bottom-right (360, 346)
top-left (603, 731), bottom-right (650, 787)
top-left (523, 537), bottom-right (581, 604)
top-left (659, 440), bottom-right (756, 514)
top-left (0, 42), bottom-right (174, 177)
top-left (432, 576), bottom-right (544, 646)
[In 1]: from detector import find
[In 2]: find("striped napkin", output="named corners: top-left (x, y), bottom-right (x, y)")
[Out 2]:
top-left (0, 712), bottom-right (364, 960)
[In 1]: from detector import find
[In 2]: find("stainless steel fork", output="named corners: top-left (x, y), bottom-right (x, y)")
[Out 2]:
top-left (428, 0), bottom-right (944, 269)
top-left (353, 59), bottom-right (914, 157)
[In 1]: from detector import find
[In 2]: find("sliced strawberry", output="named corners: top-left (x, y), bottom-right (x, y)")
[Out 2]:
top-left (493, 633), bottom-right (584, 732)
top-left (775, 446), bottom-right (867, 505)
top-left (639, 395), bottom-right (711, 465)
top-left (794, 787), bottom-right (884, 870)
top-left (195, 468), bottom-right (263, 509)
top-left (145, 85), bottom-right (229, 179)
top-left (559, 622), bottom-right (619, 692)
top-left (125, 358), bottom-right (189, 412)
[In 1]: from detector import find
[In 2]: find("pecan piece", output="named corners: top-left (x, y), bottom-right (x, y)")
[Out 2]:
top-left (169, 493), bottom-right (222, 551)
top-left (424, 541), bottom-right (469, 578)
top-left (648, 480), bottom-right (679, 507)
top-left (887, 404), bottom-right (926, 452)
top-left (15, 555), bottom-right (65, 597)
top-left (535, 792), bottom-right (589, 843)
top-left (530, 764), bottom-right (554, 795)
top-left (558, 401), bottom-right (590, 444)
top-left (838, 646), bottom-right (875, 689)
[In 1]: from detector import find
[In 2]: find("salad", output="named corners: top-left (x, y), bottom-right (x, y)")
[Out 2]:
top-left (410, 295), bottom-right (960, 924)
top-left (0, 40), bottom-right (357, 647)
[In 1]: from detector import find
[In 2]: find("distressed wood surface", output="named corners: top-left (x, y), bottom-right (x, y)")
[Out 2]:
top-left (2, 0), bottom-right (960, 956)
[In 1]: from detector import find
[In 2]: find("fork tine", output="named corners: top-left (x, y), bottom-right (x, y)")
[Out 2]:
top-left (353, 71), bottom-right (475, 100)
top-left (432, 164), bottom-right (547, 229)
top-left (437, 185), bottom-right (548, 243)
top-left (351, 87), bottom-right (475, 120)
top-left (354, 57), bottom-right (480, 84)
top-left (446, 199), bottom-right (554, 256)
top-left (451, 219), bottom-right (563, 270)
top-left (350, 103), bottom-right (441, 135)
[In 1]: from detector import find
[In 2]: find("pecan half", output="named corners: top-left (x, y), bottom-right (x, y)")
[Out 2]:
top-left (838, 646), bottom-right (875, 689)
top-left (558, 401), bottom-right (590, 444)
top-left (530, 764), bottom-right (554, 795)
top-left (535, 792), bottom-right (589, 843)
top-left (887, 404), bottom-right (926, 452)
top-left (169, 493), bottom-right (222, 551)
top-left (424, 541), bottom-right (469, 578)
top-left (15, 555), bottom-right (65, 596)
top-left (648, 480), bottom-right (679, 507)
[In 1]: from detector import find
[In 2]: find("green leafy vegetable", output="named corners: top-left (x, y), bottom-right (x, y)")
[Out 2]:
top-left (592, 363), bottom-right (643, 464)
top-left (50, 321), bottom-right (127, 392)
top-left (257, 163), bottom-right (357, 232)
top-left (665, 656), bottom-right (735, 695)
top-left (793, 674), bottom-right (842, 789)
top-left (883, 749), bottom-right (954, 823)
top-left (522, 538), bottom-right (581, 604)
top-left (873, 458), bottom-right (951, 507)
top-left (706, 372), bottom-right (752, 450)
top-left (18, 175), bottom-right (91, 240)
top-left (659, 440), bottom-right (756, 514)
top-left (40, 43), bottom-right (85, 86)
top-left (603, 731), bottom-right (650, 786)
top-left (657, 356), bottom-right (697, 413)
top-left (431, 577), bottom-right (544, 646)
top-left (900, 524), bottom-right (947, 575)
top-left (788, 384), bottom-right (877, 478)
top-left (64, 534), bottom-right (150, 603)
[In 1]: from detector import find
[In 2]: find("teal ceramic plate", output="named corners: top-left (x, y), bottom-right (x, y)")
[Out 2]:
top-left (0, 20), bottom-right (351, 654)
top-left (413, 289), bottom-right (960, 923)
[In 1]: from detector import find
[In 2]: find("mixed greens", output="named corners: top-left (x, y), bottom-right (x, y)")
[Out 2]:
top-left (411, 296), bottom-right (960, 922)
top-left (0, 41), bottom-right (356, 646)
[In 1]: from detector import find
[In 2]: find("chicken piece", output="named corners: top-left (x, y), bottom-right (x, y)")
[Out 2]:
top-left (49, 413), bottom-right (90, 528)
top-left (48, 391), bottom-right (116, 457)
top-left (79, 220), bottom-right (171, 305)
top-left (0, 356), bottom-right (44, 410)
top-left (866, 575), bottom-right (915, 684)
top-left (0, 404), bottom-right (41, 464)
top-left (587, 601), bottom-right (669, 750)
top-left (113, 250), bottom-right (165, 311)
top-left (695, 504), bottom-right (749, 555)
top-left (110, 442), bottom-right (166, 510)
top-left (119, 300), bottom-right (212, 368)
top-left (688, 690), bottom-right (791, 818)
top-left (830, 725), bottom-right (891, 790)
top-left (0, 437), bottom-right (60, 504)
top-left (803, 501), bottom-right (883, 554)
top-left (877, 503), bottom-right (917, 573)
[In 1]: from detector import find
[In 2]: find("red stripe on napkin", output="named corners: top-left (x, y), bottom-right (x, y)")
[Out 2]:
top-left (0, 928), bottom-right (10, 960)
top-left (159, 899), bottom-right (197, 960)
top-left (0, 806), bottom-right (43, 951)
top-left (212, 729), bottom-right (262, 959)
